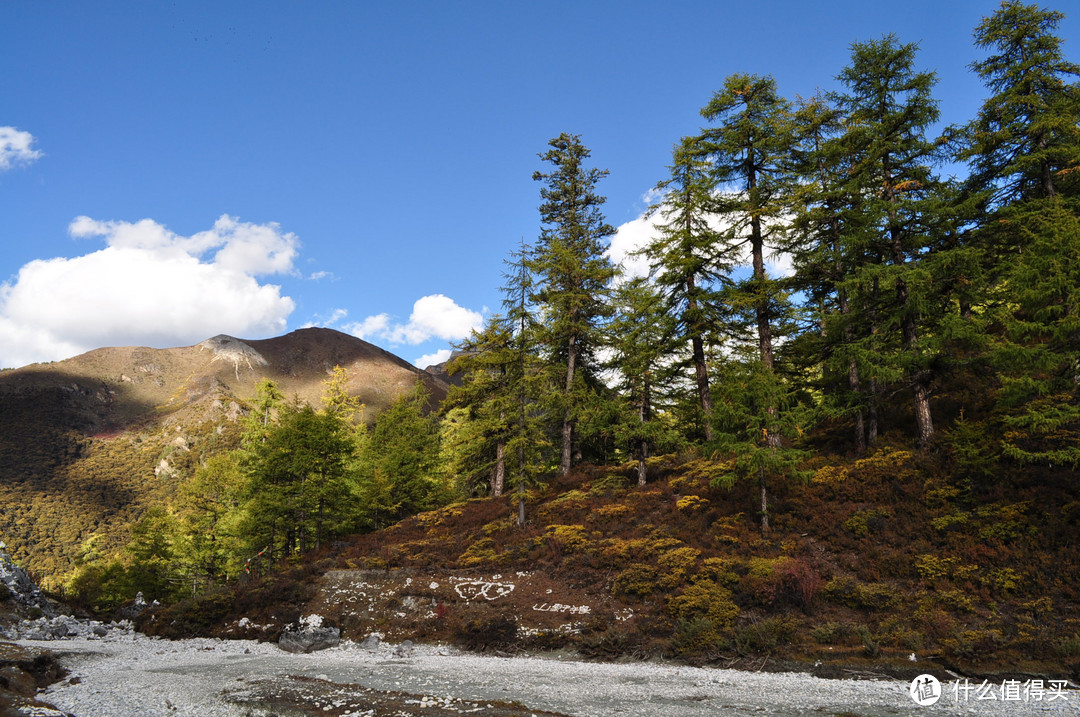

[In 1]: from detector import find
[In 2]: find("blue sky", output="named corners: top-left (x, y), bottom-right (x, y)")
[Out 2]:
top-left (2, 1), bottom-right (1076, 369)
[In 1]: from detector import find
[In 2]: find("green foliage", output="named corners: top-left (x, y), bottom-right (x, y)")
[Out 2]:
top-left (842, 507), bottom-right (892, 538)
top-left (357, 384), bottom-right (445, 527)
top-left (668, 579), bottom-right (739, 632)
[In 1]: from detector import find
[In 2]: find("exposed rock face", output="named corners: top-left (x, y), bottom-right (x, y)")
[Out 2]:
top-left (0, 547), bottom-right (55, 617)
top-left (199, 334), bottom-right (269, 379)
top-left (277, 615), bottom-right (340, 653)
top-left (277, 626), bottom-right (341, 654)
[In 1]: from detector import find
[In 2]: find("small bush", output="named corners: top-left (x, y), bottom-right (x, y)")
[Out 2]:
top-left (843, 507), bottom-right (892, 538)
top-left (776, 558), bottom-right (821, 613)
top-left (668, 580), bottom-right (739, 631)
top-left (656, 547), bottom-right (701, 588)
top-left (672, 616), bottom-right (726, 657)
top-left (676, 495), bottom-right (710, 512)
top-left (541, 524), bottom-right (591, 554)
top-left (734, 615), bottom-right (799, 654)
top-left (612, 564), bottom-right (660, 598)
top-left (855, 625), bottom-right (880, 657)
top-left (811, 622), bottom-right (851, 645)
top-left (458, 537), bottom-right (502, 567)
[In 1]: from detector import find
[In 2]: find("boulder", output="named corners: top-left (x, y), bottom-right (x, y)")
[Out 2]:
top-left (278, 625), bottom-right (341, 654)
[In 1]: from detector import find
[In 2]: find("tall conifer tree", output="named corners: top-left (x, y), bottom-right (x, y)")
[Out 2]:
top-left (531, 133), bottom-right (616, 476)
top-left (642, 138), bottom-right (729, 442)
top-left (834, 35), bottom-right (947, 448)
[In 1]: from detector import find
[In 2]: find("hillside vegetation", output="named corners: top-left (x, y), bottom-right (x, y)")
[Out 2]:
top-left (0, 328), bottom-right (444, 587)
top-left (140, 447), bottom-right (1080, 680)
top-left (0, 0), bottom-right (1077, 680)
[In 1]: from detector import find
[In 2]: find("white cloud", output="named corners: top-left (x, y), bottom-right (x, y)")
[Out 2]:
top-left (607, 212), bottom-right (659, 282)
top-left (0, 127), bottom-right (42, 171)
top-left (414, 348), bottom-right (453, 369)
top-left (346, 313), bottom-right (392, 340)
top-left (70, 214), bottom-right (299, 276)
top-left (345, 294), bottom-right (482, 346)
top-left (0, 215), bottom-right (298, 368)
top-left (607, 191), bottom-right (795, 283)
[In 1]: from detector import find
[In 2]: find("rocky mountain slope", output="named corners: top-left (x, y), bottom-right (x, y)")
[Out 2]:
top-left (0, 328), bottom-right (447, 587)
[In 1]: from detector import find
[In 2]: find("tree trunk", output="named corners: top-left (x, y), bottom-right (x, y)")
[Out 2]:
top-left (686, 277), bottom-right (714, 442)
top-left (493, 439), bottom-right (506, 497)
top-left (517, 444), bottom-right (526, 528)
top-left (560, 328), bottom-right (578, 476)
top-left (758, 465), bottom-right (770, 537)
top-left (912, 379), bottom-right (934, 448)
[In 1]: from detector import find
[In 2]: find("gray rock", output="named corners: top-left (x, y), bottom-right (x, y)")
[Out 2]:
top-left (278, 626), bottom-right (341, 654)
top-left (393, 639), bottom-right (415, 658)
top-left (359, 634), bottom-right (381, 651)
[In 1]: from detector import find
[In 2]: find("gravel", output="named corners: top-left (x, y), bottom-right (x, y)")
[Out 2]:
top-left (24, 634), bottom-right (1077, 717)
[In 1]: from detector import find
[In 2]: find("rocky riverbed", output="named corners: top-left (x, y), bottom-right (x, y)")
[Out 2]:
top-left (17, 632), bottom-right (1078, 717)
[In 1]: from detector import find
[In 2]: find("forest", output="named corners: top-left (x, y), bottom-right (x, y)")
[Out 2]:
top-left (66, 1), bottom-right (1079, 616)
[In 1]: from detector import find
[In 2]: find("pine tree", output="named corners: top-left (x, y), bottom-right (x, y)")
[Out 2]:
top-left (995, 199), bottom-right (1080, 467)
top-left (531, 133), bottom-right (617, 476)
top-left (360, 384), bottom-right (443, 522)
top-left (502, 239), bottom-right (548, 524)
top-left (641, 137), bottom-right (729, 442)
top-left (607, 277), bottom-right (682, 485)
top-left (700, 74), bottom-right (793, 378)
top-left (696, 73), bottom-right (808, 535)
top-left (834, 35), bottom-right (948, 448)
top-left (444, 316), bottom-right (517, 496)
top-left (960, 1), bottom-right (1080, 206)
top-left (787, 93), bottom-right (873, 452)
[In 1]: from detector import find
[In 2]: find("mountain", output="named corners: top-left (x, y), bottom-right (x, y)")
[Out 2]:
top-left (0, 328), bottom-right (447, 587)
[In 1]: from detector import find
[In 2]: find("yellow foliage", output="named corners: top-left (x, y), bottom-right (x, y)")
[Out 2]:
top-left (481, 517), bottom-right (514, 536)
top-left (853, 447), bottom-right (915, 477)
top-left (914, 554), bottom-right (959, 582)
top-left (696, 557), bottom-right (739, 587)
top-left (657, 546), bottom-right (702, 588)
top-left (612, 563), bottom-right (660, 597)
top-left (668, 580), bottom-right (740, 631)
top-left (458, 537), bottom-right (508, 567)
top-left (811, 464), bottom-right (849, 485)
top-left (587, 503), bottom-right (633, 522)
top-left (541, 524), bottom-right (591, 552)
top-left (676, 495), bottom-right (710, 512)
top-left (669, 474), bottom-right (707, 494)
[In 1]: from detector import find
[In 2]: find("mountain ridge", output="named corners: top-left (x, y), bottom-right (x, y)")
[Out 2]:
top-left (0, 327), bottom-right (448, 585)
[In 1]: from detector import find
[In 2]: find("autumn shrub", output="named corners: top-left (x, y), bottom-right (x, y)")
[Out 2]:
top-left (668, 580), bottom-right (739, 632)
top-left (775, 557), bottom-right (821, 613)
top-left (612, 563), bottom-right (661, 598)
top-left (458, 537), bottom-right (504, 567)
top-left (656, 546), bottom-right (701, 589)
top-left (810, 621), bottom-right (852, 645)
top-left (842, 507), bottom-right (892, 538)
top-left (734, 615), bottom-right (799, 654)
top-left (541, 524), bottom-right (591, 555)
top-left (586, 472), bottom-right (631, 496)
top-left (695, 557), bottom-right (739, 588)
top-left (587, 503), bottom-right (632, 524)
top-left (676, 494), bottom-right (710, 513)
